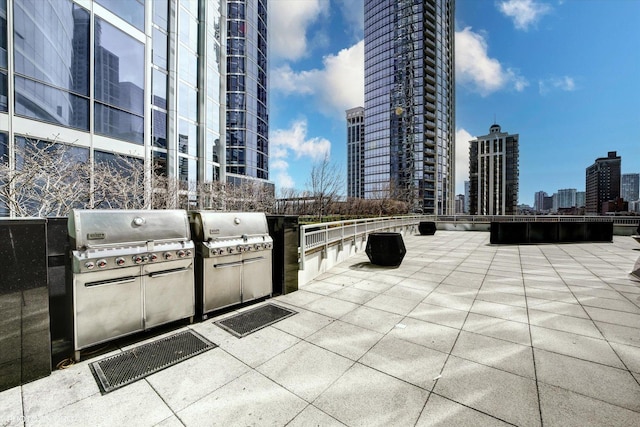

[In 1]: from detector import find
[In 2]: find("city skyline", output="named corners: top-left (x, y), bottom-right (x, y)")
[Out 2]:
top-left (268, 0), bottom-right (640, 206)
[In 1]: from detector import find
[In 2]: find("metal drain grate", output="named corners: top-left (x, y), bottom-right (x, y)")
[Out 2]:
top-left (90, 330), bottom-right (216, 394)
top-left (215, 304), bottom-right (297, 338)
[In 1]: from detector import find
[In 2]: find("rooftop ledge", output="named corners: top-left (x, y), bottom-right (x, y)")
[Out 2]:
top-left (2, 230), bottom-right (640, 426)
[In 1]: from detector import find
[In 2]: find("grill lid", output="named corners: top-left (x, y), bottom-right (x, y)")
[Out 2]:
top-left (69, 209), bottom-right (191, 249)
top-left (189, 211), bottom-right (269, 242)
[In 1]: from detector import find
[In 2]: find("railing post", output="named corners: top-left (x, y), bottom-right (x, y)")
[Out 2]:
top-left (323, 225), bottom-right (329, 258)
top-left (299, 225), bottom-right (305, 271)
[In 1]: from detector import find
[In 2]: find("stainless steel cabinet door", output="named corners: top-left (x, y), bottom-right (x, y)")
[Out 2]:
top-left (73, 266), bottom-right (143, 350)
top-left (242, 252), bottom-right (272, 302)
top-left (143, 259), bottom-right (195, 328)
top-left (202, 254), bottom-right (242, 312)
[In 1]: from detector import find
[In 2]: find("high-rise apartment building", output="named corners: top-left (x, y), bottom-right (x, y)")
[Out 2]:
top-left (468, 124), bottom-right (519, 215)
top-left (346, 107), bottom-right (365, 199)
top-left (585, 151), bottom-right (621, 214)
top-left (557, 188), bottom-right (577, 209)
top-left (226, 0), bottom-right (269, 186)
top-left (464, 180), bottom-right (470, 213)
top-left (454, 194), bottom-right (465, 214)
top-left (622, 173), bottom-right (640, 202)
top-left (534, 191), bottom-right (548, 213)
top-left (576, 191), bottom-right (586, 208)
top-left (0, 0), bottom-right (270, 217)
top-left (363, 0), bottom-right (455, 214)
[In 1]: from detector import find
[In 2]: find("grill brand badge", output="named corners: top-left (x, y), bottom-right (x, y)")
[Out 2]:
top-left (87, 232), bottom-right (106, 240)
top-left (209, 229), bottom-right (220, 235)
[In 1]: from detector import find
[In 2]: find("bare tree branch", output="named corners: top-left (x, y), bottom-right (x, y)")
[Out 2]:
top-left (306, 154), bottom-right (344, 220)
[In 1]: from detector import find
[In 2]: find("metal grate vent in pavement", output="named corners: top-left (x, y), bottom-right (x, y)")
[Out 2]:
top-left (90, 330), bottom-right (216, 394)
top-left (215, 304), bottom-right (297, 338)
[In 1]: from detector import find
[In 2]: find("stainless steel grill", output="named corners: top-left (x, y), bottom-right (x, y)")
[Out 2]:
top-left (190, 211), bottom-right (273, 317)
top-left (69, 209), bottom-right (195, 360)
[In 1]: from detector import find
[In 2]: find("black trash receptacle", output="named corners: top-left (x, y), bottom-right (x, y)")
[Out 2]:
top-left (365, 232), bottom-right (406, 267)
top-left (266, 215), bottom-right (299, 296)
top-left (418, 221), bottom-right (437, 235)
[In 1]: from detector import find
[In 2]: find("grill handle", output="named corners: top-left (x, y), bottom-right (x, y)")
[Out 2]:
top-left (213, 260), bottom-right (243, 269)
top-left (148, 267), bottom-right (191, 278)
top-left (243, 257), bottom-right (266, 264)
top-left (84, 276), bottom-right (138, 287)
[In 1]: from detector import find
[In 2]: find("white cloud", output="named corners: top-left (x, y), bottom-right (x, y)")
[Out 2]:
top-left (272, 41), bottom-right (365, 118)
top-left (497, 0), bottom-right (552, 31)
top-left (538, 76), bottom-right (577, 94)
top-left (269, 0), bottom-right (329, 61)
top-left (455, 128), bottom-right (473, 194)
top-left (318, 41), bottom-right (365, 113)
top-left (270, 65), bottom-right (319, 96)
top-left (456, 27), bottom-right (528, 96)
top-left (270, 119), bottom-right (332, 189)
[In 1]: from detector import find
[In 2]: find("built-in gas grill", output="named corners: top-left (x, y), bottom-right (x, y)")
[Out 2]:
top-left (190, 211), bottom-right (273, 318)
top-left (69, 209), bottom-right (195, 360)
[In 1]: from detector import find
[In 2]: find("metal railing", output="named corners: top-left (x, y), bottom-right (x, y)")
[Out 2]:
top-left (431, 215), bottom-right (640, 225)
top-left (298, 214), bottom-right (640, 271)
top-left (299, 215), bottom-right (422, 270)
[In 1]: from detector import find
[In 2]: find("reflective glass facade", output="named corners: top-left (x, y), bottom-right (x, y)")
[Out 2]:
top-left (364, 0), bottom-right (455, 214)
top-left (225, 0), bottom-right (269, 184)
top-left (0, 0), bottom-right (239, 215)
top-left (346, 107), bottom-right (365, 199)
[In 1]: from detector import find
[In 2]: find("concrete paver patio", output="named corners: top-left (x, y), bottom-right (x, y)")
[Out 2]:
top-left (2, 231), bottom-right (640, 426)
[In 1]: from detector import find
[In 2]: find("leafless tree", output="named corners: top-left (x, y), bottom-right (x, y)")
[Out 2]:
top-left (1, 138), bottom-right (159, 216)
top-left (306, 154), bottom-right (344, 220)
top-left (224, 179), bottom-right (275, 213)
top-left (196, 180), bottom-right (226, 210)
top-left (151, 174), bottom-right (182, 210)
top-left (91, 156), bottom-right (146, 210)
top-left (275, 187), bottom-right (301, 214)
top-left (0, 140), bottom-right (91, 217)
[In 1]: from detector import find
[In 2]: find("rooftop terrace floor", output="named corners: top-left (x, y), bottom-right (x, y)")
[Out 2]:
top-left (2, 231), bottom-right (640, 426)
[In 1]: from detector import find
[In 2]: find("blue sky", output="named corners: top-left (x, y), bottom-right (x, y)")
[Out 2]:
top-left (268, 0), bottom-right (640, 206)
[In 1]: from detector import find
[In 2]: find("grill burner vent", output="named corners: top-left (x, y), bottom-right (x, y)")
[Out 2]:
top-left (90, 330), bottom-right (216, 394)
top-left (215, 304), bottom-right (297, 338)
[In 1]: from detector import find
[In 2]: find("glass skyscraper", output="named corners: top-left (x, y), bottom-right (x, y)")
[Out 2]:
top-left (225, 0), bottom-right (269, 186)
top-left (622, 173), bottom-right (640, 203)
top-left (346, 106), bottom-right (365, 199)
top-left (363, 0), bottom-right (455, 214)
top-left (0, 0), bottom-right (270, 216)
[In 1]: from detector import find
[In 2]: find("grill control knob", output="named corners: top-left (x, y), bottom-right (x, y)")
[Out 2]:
top-left (132, 255), bottom-right (143, 264)
top-left (164, 252), bottom-right (173, 260)
top-left (185, 250), bottom-right (192, 257)
top-left (142, 255), bottom-right (149, 263)
top-left (150, 253), bottom-right (158, 261)
top-left (177, 250), bottom-right (186, 258)
top-left (228, 247), bottom-right (234, 254)
top-left (236, 245), bottom-right (244, 253)
top-left (254, 243), bottom-right (262, 250)
top-left (115, 257), bottom-right (125, 266)
top-left (85, 261), bottom-right (95, 270)
top-left (97, 259), bottom-right (108, 268)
